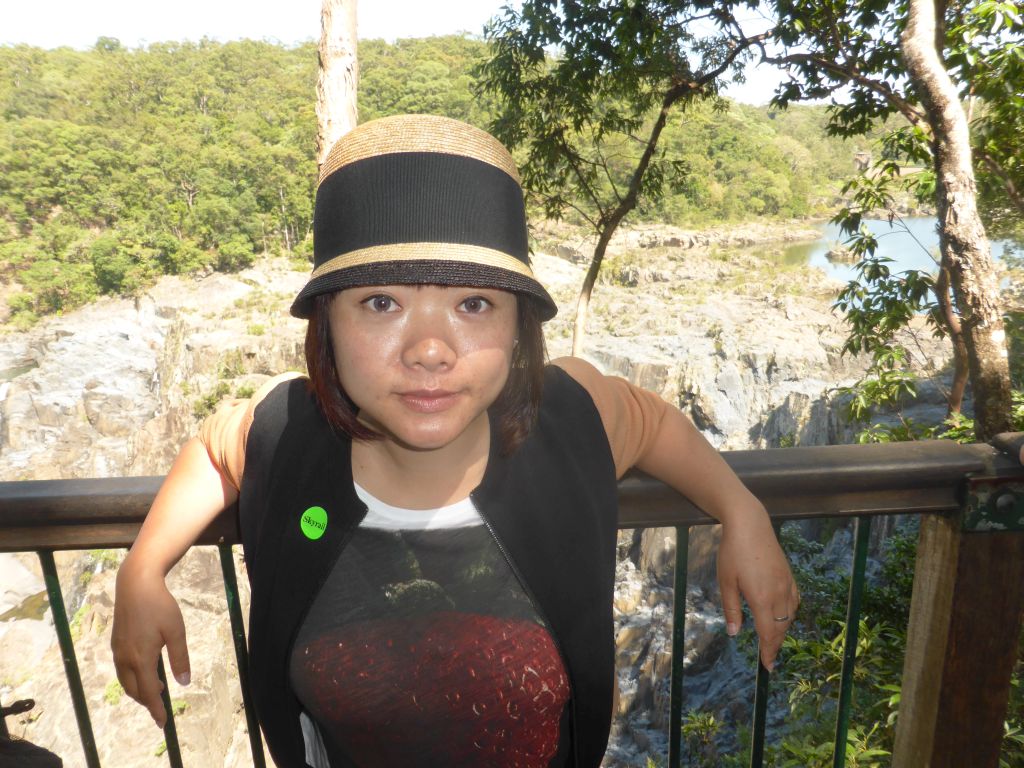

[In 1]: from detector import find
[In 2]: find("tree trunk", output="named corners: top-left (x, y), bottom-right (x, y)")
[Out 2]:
top-left (901, 0), bottom-right (1011, 441)
top-left (933, 265), bottom-right (968, 413)
top-left (316, 0), bottom-right (358, 170)
top-left (571, 229), bottom-right (613, 356)
top-left (569, 86), bottom-right (687, 356)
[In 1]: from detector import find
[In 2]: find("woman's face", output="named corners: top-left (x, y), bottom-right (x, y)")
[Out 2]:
top-left (328, 284), bottom-right (518, 453)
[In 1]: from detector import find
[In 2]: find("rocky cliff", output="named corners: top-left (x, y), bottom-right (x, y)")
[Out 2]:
top-left (0, 224), bottom-right (953, 767)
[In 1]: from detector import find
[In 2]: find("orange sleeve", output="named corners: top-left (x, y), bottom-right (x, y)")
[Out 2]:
top-left (551, 356), bottom-right (672, 479)
top-left (198, 372), bottom-right (304, 491)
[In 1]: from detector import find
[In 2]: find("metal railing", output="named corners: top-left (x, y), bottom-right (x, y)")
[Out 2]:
top-left (1, 436), bottom-right (1022, 767)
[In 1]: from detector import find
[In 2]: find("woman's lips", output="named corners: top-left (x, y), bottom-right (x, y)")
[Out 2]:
top-left (398, 390), bottom-right (460, 413)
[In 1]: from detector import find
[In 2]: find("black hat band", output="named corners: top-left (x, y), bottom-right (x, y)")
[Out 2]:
top-left (312, 152), bottom-right (530, 270)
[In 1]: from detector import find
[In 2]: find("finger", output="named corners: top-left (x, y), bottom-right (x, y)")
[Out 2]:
top-left (751, 599), bottom-right (791, 668)
top-left (135, 661), bottom-right (168, 728)
top-left (111, 631), bottom-right (136, 695)
top-left (118, 666), bottom-right (140, 704)
top-left (757, 622), bottom-right (786, 671)
top-left (164, 619), bottom-right (191, 687)
top-left (720, 580), bottom-right (744, 637)
top-left (758, 593), bottom-right (799, 670)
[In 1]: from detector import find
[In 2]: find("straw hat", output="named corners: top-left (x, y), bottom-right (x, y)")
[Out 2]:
top-left (290, 114), bottom-right (557, 320)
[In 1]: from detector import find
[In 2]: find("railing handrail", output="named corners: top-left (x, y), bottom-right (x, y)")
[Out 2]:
top-left (2, 437), bottom-right (1019, 552)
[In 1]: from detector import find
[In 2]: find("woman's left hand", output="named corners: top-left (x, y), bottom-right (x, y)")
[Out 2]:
top-left (716, 510), bottom-right (799, 671)
top-left (616, 395), bottom-right (801, 669)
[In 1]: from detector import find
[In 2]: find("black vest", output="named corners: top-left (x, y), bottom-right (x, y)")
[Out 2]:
top-left (239, 365), bottom-right (619, 767)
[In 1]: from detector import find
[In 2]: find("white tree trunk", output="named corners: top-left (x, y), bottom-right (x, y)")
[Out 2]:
top-left (901, 0), bottom-right (1011, 439)
top-left (316, 0), bottom-right (358, 169)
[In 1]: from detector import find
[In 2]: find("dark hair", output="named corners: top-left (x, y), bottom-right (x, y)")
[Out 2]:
top-left (304, 291), bottom-right (547, 455)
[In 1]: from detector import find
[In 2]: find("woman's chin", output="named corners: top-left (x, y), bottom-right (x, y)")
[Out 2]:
top-left (379, 412), bottom-right (490, 454)
top-left (388, 425), bottom-right (476, 453)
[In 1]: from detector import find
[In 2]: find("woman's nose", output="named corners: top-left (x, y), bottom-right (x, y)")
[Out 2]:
top-left (400, 319), bottom-right (457, 371)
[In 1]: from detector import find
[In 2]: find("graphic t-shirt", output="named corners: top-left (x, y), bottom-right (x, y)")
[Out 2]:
top-left (288, 484), bottom-right (571, 768)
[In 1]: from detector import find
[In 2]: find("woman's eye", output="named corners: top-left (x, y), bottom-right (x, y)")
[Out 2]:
top-left (363, 295), bottom-right (398, 313)
top-left (459, 296), bottom-right (492, 314)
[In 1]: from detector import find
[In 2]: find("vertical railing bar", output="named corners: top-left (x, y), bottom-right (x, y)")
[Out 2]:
top-left (217, 543), bottom-right (267, 768)
top-left (832, 515), bottom-right (872, 768)
top-left (156, 657), bottom-right (184, 768)
top-left (668, 525), bottom-right (690, 768)
top-left (749, 520), bottom-right (784, 768)
top-left (37, 549), bottom-right (101, 768)
top-left (749, 659), bottom-right (771, 765)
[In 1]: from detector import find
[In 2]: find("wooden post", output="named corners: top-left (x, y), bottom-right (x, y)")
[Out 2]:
top-left (893, 514), bottom-right (1024, 766)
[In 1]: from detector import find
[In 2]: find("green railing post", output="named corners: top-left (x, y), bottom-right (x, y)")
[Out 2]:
top-left (749, 520), bottom-right (784, 767)
top-left (749, 658), bottom-right (771, 766)
top-left (156, 657), bottom-right (184, 768)
top-left (36, 550), bottom-right (100, 768)
top-left (218, 543), bottom-right (266, 768)
top-left (833, 515), bottom-right (873, 767)
top-left (668, 525), bottom-right (690, 767)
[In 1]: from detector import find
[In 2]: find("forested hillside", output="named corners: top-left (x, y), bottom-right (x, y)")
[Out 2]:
top-left (0, 35), bottom-right (863, 325)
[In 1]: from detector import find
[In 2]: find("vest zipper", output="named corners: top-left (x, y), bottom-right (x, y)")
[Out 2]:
top-left (472, 492), bottom-right (582, 768)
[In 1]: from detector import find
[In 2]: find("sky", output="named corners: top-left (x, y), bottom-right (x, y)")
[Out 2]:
top-left (1, 0), bottom-right (782, 104)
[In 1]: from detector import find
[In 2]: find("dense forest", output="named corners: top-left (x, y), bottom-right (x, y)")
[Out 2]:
top-left (0, 35), bottom-right (866, 325)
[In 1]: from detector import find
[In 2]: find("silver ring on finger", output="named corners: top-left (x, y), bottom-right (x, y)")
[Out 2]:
top-left (773, 615), bottom-right (790, 622)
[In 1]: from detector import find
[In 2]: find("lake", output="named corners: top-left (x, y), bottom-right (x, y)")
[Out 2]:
top-left (770, 217), bottom-right (1021, 284)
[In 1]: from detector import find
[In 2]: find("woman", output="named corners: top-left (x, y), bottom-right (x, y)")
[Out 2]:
top-left (112, 114), bottom-right (798, 767)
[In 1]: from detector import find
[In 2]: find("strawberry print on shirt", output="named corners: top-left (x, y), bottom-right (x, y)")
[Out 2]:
top-left (289, 498), bottom-right (571, 768)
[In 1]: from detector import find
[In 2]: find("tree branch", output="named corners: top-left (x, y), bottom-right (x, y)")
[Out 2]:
top-left (977, 150), bottom-right (1024, 218)
top-left (762, 51), bottom-right (925, 126)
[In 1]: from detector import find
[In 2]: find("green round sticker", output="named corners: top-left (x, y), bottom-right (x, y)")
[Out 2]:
top-left (300, 506), bottom-right (328, 540)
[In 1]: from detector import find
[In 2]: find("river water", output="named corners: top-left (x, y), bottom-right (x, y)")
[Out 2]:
top-left (770, 216), bottom-right (1021, 284)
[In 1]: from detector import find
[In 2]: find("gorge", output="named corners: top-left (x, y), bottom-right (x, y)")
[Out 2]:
top-left (0, 221), bottom-right (957, 767)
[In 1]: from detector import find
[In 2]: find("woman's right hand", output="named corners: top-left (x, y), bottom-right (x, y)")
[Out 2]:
top-left (111, 559), bottom-right (190, 728)
top-left (108, 436), bottom-right (239, 726)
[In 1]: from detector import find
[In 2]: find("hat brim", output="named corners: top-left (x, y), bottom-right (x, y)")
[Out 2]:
top-left (290, 259), bottom-right (558, 321)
